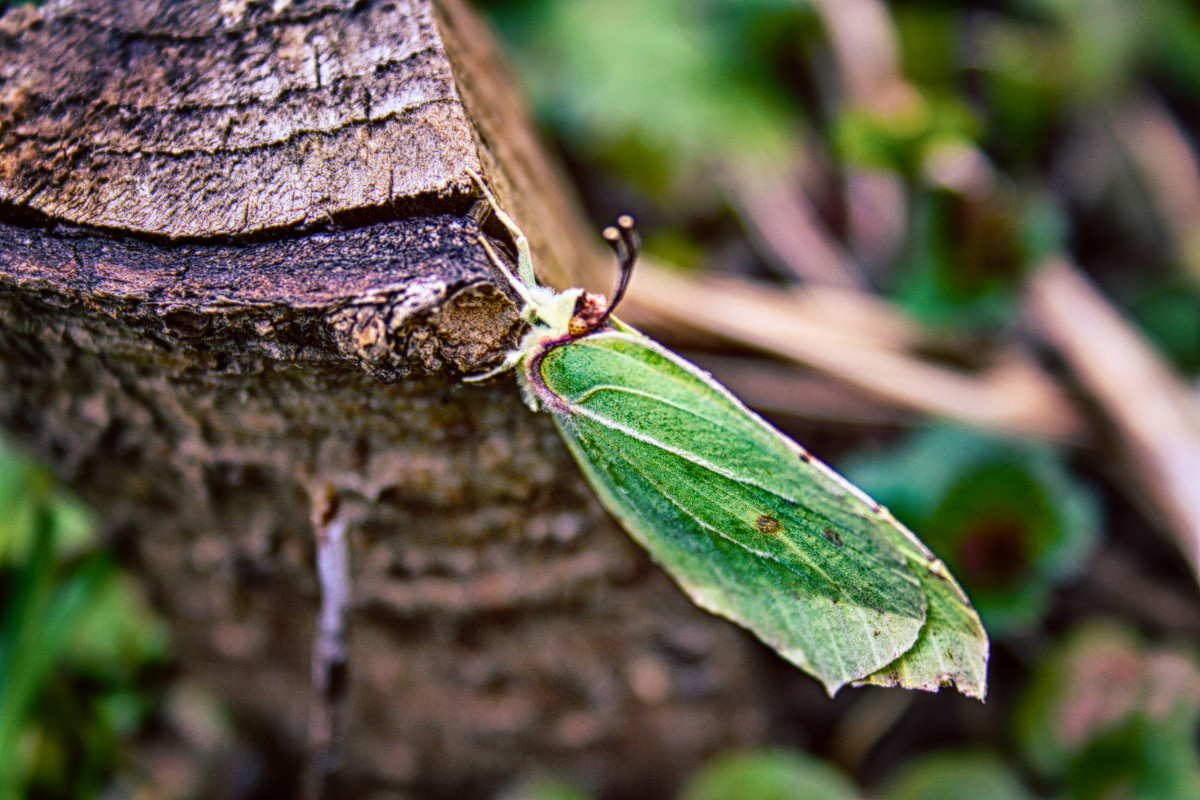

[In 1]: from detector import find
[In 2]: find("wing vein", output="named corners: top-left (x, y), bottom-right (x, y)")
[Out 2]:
top-left (568, 403), bottom-right (857, 528)
top-left (587, 426), bottom-right (877, 605)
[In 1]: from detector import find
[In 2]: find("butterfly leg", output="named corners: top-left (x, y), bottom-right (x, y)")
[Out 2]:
top-left (462, 347), bottom-right (523, 382)
top-left (476, 234), bottom-right (538, 312)
top-left (466, 169), bottom-right (539, 291)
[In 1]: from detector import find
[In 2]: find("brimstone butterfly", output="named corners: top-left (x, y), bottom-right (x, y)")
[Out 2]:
top-left (465, 172), bottom-right (987, 698)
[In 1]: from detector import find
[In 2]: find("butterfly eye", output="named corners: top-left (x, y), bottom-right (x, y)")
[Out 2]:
top-left (568, 292), bottom-right (609, 337)
top-left (568, 316), bottom-right (590, 338)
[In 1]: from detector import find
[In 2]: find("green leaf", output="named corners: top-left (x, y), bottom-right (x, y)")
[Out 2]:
top-left (680, 748), bottom-right (861, 800)
top-left (1129, 280), bottom-right (1200, 375)
top-left (833, 91), bottom-right (978, 176)
top-left (65, 572), bottom-right (169, 682)
top-left (498, 775), bottom-right (596, 800)
top-left (880, 751), bottom-right (1033, 800)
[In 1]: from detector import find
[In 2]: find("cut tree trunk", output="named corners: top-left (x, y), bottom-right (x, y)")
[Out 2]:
top-left (0, 1), bottom-right (804, 798)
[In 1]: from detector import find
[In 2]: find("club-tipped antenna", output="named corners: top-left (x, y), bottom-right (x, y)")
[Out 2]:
top-left (598, 214), bottom-right (640, 326)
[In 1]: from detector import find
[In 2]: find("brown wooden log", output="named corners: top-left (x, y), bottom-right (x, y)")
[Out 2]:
top-left (0, 1), bottom-right (798, 797)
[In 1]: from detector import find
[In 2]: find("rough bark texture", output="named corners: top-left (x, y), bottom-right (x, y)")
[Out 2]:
top-left (0, 0), bottom-right (478, 236)
top-left (0, 2), bottom-right (795, 798)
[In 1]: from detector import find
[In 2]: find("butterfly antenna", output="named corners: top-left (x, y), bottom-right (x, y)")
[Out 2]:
top-left (598, 214), bottom-right (640, 325)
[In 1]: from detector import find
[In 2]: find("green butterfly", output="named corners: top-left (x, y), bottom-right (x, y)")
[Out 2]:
top-left (466, 172), bottom-right (987, 698)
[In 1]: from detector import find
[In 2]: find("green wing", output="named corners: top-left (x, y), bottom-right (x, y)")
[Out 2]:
top-left (856, 524), bottom-right (988, 698)
top-left (538, 332), bottom-right (940, 694)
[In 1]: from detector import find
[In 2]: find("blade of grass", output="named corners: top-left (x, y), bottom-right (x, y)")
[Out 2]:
top-left (0, 505), bottom-right (109, 797)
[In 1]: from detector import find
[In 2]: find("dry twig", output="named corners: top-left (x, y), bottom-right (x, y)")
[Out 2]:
top-left (1026, 256), bottom-right (1200, 578)
top-left (621, 262), bottom-right (1085, 442)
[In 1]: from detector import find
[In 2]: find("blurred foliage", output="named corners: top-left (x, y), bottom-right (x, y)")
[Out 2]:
top-left (897, 187), bottom-right (1039, 326)
top-left (497, 774), bottom-right (597, 800)
top-left (1016, 622), bottom-right (1200, 800)
top-left (501, 749), bottom-right (862, 800)
top-left (485, 0), bottom-right (813, 190)
top-left (842, 425), bottom-right (1099, 635)
top-left (504, 662), bottom-right (1200, 800)
top-left (878, 751), bottom-right (1033, 800)
top-left (1128, 280), bottom-right (1200, 373)
top-left (481, 0), bottom-right (1200, 351)
top-left (833, 94), bottom-right (979, 177)
top-left (0, 440), bottom-right (168, 800)
top-left (678, 749), bottom-right (859, 800)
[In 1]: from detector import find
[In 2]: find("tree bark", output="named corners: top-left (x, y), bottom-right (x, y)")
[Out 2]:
top-left (0, 2), bottom-right (798, 797)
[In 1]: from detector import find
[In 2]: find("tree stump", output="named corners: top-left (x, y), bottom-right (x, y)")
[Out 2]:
top-left (0, 1), bottom-right (795, 797)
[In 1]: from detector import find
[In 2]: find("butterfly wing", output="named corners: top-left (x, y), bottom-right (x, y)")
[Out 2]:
top-left (536, 331), bottom-right (939, 694)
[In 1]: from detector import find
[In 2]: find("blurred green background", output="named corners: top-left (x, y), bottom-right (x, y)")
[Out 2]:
top-left (5, 0), bottom-right (1200, 797)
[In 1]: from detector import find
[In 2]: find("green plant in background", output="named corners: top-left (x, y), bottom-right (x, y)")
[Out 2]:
top-left (498, 774), bottom-right (597, 800)
top-left (1016, 621), bottom-right (1200, 800)
top-left (679, 749), bottom-right (859, 800)
top-left (501, 748), bottom-right (862, 800)
top-left (833, 92), bottom-right (979, 178)
top-left (841, 425), bottom-right (1100, 635)
top-left (484, 0), bottom-right (1200, 339)
top-left (485, 0), bottom-right (811, 192)
top-left (895, 188), bottom-right (1022, 328)
top-left (0, 440), bottom-right (168, 800)
top-left (879, 751), bottom-right (1034, 800)
top-left (503, 747), bottom-right (1032, 800)
top-left (1128, 280), bottom-right (1200, 375)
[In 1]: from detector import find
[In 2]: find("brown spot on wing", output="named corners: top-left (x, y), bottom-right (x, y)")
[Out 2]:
top-left (756, 514), bottom-right (782, 534)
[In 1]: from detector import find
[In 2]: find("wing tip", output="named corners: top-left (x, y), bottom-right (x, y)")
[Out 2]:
top-left (850, 672), bottom-right (989, 701)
